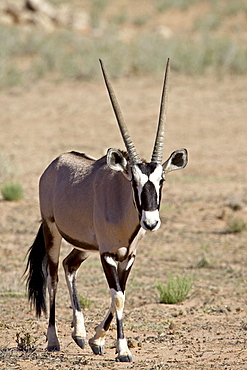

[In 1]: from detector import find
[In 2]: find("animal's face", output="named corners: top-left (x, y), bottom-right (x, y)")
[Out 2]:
top-left (107, 148), bottom-right (188, 232)
top-left (131, 162), bottom-right (164, 231)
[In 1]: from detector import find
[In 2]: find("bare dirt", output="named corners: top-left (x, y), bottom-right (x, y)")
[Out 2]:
top-left (0, 69), bottom-right (247, 370)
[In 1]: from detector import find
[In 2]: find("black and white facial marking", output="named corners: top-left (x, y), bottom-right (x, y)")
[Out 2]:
top-left (131, 162), bottom-right (164, 231)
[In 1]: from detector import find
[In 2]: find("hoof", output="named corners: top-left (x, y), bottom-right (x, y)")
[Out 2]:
top-left (47, 345), bottom-right (60, 352)
top-left (72, 335), bottom-right (85, 349)
top-left (115, 354), bottom-right (133, 362)
top-left (88, 339), bottom-right (104, 355)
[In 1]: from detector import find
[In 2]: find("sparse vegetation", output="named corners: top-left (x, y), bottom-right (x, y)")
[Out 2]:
top-left (196, 244), bottom-right (213, 268)
top-left (1, 182), bottom-right (23, 201)
top-left (150, 362), bottom-right (167, 370)
top-left (16, 332), bottom-right (37, 352)
top-left (156, 0), bottom-right (247, 15)
top-left (227, 198), bottom-right (243, 211)
top-left (157, 275), bottom-right (193, 304)
top-left (0, 291), bottom-right (26, 298)
top-left (79, 294), bottom-right (92, 309)
top-left (0, 0), bottom-right (247, 88)
top-left (196, 256), bottom-right (212, 269)
top-left (156, 0), bottom-right (200, 12)
top-left (226, 216), bottom-right (246, 234)
top-left (133, 33), bottom-right (247, 76)
top-left (89, 0), bottom-right (108, 28)
top-left (193, 13), bottom-right (222, 33)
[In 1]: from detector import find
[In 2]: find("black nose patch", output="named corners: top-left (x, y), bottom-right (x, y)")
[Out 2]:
top-left (141, 181), bottom-right (158, 211)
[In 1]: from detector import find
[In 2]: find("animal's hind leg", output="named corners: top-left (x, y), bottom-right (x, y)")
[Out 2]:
top-left (43, 221), bottom-right (62, 351)
top-left (63, 248), bottom-right (90, 349)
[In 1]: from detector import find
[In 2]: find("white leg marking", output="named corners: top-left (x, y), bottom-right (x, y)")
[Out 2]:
top-left (90, 325), bottom-right (107, 347)
top-left (126, 256), bottom-right (135, 271)
top-left (110, 289), bottom-right (132, 360)
top-left (105, 255), bottom-right (117, 268)
top-left (117, 338), bottom-right (132, 357)
top-left (110, 289), bottom-right (125, 320)
top-left (89, 307), bottom-right (113, 347)
top-left (73, 309), bottom-right (86, 338)
top-left (64, 272), bottom-right (86, 339)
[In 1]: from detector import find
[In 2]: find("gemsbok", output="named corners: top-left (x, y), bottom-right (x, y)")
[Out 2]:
top-left (25, 58), bottom-right (188, 362)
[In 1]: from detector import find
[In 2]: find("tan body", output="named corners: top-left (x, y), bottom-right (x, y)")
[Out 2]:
top-left (40, 152), bottom-right (140, 257)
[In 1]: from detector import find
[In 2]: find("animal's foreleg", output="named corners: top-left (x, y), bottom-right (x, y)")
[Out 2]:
top-left (99, 253), bottom-right (135, 362)
top-left (88, 306), bottom-right (114, 355)
top-left (88, 253), bottom-right (135, 360)
top-left (115, 254), bottom-right (136, 361)
top-left (63, 249), bottom-right (90, 349)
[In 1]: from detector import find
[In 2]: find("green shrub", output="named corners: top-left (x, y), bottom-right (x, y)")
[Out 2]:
top-left (79, 294), bottom-right (92, 309)
top-left (1, 183), bottom-right (23, 201)
top-left (226, 217), bottom-right (246, 233)
top-left (157, 275), bottom-right (193, 304)
top-left (196, 256), bottom-right (212, 269)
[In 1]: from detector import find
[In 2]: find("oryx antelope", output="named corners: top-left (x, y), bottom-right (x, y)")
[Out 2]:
top-left (25, 59), bottom-right (188, 362)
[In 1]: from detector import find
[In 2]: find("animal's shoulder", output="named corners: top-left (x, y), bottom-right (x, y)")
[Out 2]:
top-left (50, 152), bottom-right (97, 178)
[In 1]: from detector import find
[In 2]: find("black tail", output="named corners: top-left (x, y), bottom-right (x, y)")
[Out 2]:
top-left (25, 224), bottom-right (47, 317)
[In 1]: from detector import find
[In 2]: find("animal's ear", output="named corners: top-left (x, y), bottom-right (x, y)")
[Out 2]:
top-left (107, 149), bottom-right (131, 178)
top-left (162, 149), bottom-right (188, 174)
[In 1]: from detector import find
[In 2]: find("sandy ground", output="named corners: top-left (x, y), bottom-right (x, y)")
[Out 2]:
top-left (0, 70), bottom-right (247, 369)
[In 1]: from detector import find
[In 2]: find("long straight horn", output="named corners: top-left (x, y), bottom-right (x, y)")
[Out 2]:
top-left (99, 59), bottom-right (141, 165)
top-left (151, 58), bottom-right (170, 164)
